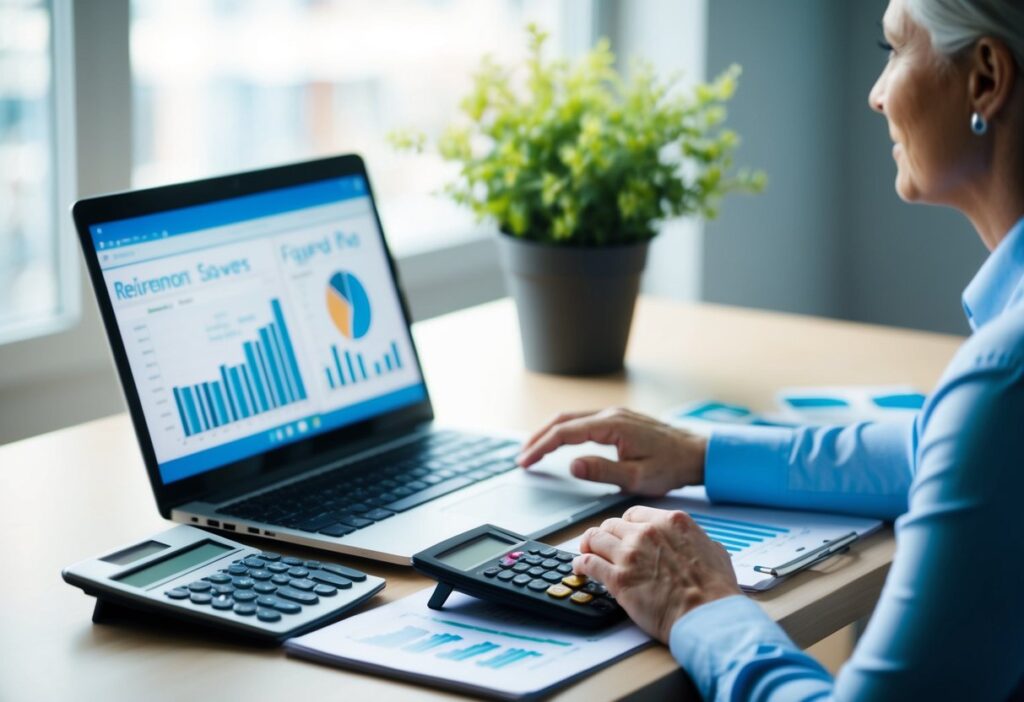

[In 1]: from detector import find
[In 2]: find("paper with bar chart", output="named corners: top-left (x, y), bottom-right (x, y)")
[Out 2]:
top-left (285, 588), bottom-right (650, 700)
top-left (563, 486), bottom-right (882, 591)
top-left (100, 189), bottom-right (423, 481)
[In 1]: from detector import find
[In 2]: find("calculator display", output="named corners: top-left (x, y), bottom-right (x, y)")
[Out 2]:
top-left (115, 541), bottom-right (232, 588)
top-left (436, 534), bottom-right (516, 571)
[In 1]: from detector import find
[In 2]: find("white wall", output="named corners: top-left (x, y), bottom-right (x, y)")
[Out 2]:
top-left (701, 0), bottom-right (985, 335)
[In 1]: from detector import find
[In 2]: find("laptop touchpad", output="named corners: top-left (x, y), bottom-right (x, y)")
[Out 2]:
top-left (441, 484), bottom-right (600, 519)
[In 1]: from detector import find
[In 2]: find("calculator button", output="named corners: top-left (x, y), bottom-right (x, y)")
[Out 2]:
top-left (257, 608), bottom-right (282, 623)
top-left (287, 567), bottom-right (309, 578)
top-left (523, 555), bottom-right (542, 566)
top-left (188, 581), bottom-right (212, 592)
top-left (581, 582), bottom-right (607, 596)
top-left (232, 590), bottom-right (258, 602)
top-left (249, 570), bottom-right (272, 581)
top-left (271, 600), bottom-right (301, 615)
top-left (267, 563), bottom-right (289, 574)
top-left (313, 584), bottom-right (337, 597)
top-left (545, 584), bottom-right (573, 599)
top-left (227, 564), bottom-right (248, 576)
top-left (527, 566), bottom-right (546, 577)
top-left (277, 587), bottom-right (319, 605)
top-left (189, 592), bottom-right (212, 605)
top-left (242, 558), bottom-right (266, 569)
top-left (232, 577), bottom-right (255, 589)
top-left (321, 563), bottom-right (368, 582)
top-left (556, 563), bottom-right (573, 575)
top-left (233, 603), bottom-right (257, 616)
top-left (206, 573), bottom-right (231, 584)
top-left (527, 547), bottom-right (541, 554)
top-left (555, 551), bottom-right (575, 563)
top-left (253, 582), bottom-right (277, 594)
top-left (562, 574), bottom-right (588, 588)
top-left (271, 575), bottom-right (290, 586)
top-left (259, 552), bottom-right (281, 562)
top-left (304, 560), bottom-right (323, 570)
top-left (542, 571), bottom-right (562, 583)
top-left (512, 574), bottom-right (532, 586)
top-left (541, 559), bottom-right (559, 569)
top-left (499, 556), bottom-right (518, 567)
top-left (289, 578), bottom-right (315, 591)
top-left (483, 567), bottom-right (501, 578)
top-left (512, 563), bottom-right (531, 573)
top-left (256, 596), bottom-right (279, 608)
top-left (540, 548), bottom-right (558, 558)
top-left (527, 579), bottom-right (549, 592)
top-left (165, 588), bottom-right (189, 600)
top-left (211, 595), bottom-right (234, 610)
top-left (570, 591), bottom-right (594, 605)
top-left (497, 570), bottom-right (515, 581)
top-left (308, 571), bottom-right (353, 589)
top-left (214, 584), bottom-right (234, 596)
top-left (282, 557), bottom-right (303, 566)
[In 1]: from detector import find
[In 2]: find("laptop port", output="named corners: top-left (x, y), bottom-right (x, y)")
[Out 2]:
top-left (207, 519), bottom-right (220, 527)
top-left (223, 523), bottom-right (236, 531)
top-left (264, 531), bottom-right (276, 537)
top-left (247, 527), bottom-right (259, 534)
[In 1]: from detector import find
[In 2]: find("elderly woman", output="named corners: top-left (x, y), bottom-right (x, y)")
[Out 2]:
top-left (516, 0), bottom-right (1024, 699)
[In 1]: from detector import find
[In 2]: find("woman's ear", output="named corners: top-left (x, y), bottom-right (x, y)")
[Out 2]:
top-left (967, 37), bottom-right (1018, 126)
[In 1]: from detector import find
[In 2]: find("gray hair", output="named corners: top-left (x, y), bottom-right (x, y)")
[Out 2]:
top-left (905, 0), bottom-right (1024, 68)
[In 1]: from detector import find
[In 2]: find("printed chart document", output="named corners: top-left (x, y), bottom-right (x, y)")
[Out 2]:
top-left (285, 588), bottom-right (650, 700)
top-left (564, 487), bottom-right (882, 592)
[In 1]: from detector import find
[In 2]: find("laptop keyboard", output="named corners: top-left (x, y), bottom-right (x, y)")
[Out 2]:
top-left (217, 431), bottom-right (520, 538)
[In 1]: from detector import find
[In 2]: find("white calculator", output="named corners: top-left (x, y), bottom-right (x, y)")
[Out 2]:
top-left (62, 524), bottom-right (385, 644)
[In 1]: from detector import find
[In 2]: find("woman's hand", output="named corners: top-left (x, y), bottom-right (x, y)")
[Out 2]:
top-left (516, 407), bottom-right (707, 496)
top-left (574, 506), bottom-right (742, 643)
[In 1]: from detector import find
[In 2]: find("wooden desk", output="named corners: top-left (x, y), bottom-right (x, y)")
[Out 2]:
top-left (0, 298), bottom-right (963, 701)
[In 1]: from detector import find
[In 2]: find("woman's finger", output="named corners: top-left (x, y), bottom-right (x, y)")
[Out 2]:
top-left (516, 415), bottom-right (624, 468)
top-left (570, 456), bottom-right (640, 490)
top-left (520, 410), bottom-right (597, 456)
top-left (579, 527), bottom-right (626, 563)
top-left (572, 551), bottom-right (617, 586)
top-left (622, 504), bottom-right (684, 524)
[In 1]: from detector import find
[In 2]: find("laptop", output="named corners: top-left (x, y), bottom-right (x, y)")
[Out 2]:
top-left (72, 154), bottom-right (627, 564)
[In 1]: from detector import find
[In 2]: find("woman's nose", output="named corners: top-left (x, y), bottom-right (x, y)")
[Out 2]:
top-left (868, 72), bottom-right (886, 114)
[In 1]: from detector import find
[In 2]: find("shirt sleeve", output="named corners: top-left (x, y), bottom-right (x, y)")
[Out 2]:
top-left (704, 420), bottom-right (915, 520)
top-left (671, 361), bottom-right (1024, 701)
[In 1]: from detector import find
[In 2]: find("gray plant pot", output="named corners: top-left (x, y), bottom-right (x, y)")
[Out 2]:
top-left (496, 235), bottom-right (650, 375)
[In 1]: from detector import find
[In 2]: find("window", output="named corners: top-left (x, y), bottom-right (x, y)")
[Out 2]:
top-left (0, 0), bottom-right (75, 344)
top-left (130, 0), bottom-right (572, 255)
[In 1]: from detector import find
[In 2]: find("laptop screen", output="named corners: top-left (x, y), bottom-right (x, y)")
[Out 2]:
top-left (89, 175), bottom-right (426, 485)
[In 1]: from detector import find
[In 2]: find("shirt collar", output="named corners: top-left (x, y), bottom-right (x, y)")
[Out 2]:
top-left (962, 216), bottom-right (1024, 331)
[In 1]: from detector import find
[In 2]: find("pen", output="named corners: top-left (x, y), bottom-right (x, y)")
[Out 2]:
top-left (753, 531), bottom-right (859, 578)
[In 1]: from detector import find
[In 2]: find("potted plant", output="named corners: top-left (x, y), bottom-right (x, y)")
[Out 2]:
top-left (392, 25), bottom-right (764, 374)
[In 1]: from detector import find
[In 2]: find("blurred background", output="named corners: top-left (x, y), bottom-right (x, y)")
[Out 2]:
top-left (0, 0), bottom-right (983, 447)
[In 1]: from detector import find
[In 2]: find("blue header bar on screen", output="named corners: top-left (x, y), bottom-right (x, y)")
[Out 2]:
top-left (89, 176), bottom-right (367, 250)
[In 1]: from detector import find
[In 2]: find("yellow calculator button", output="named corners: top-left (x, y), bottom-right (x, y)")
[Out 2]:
top-left (570, 591), bottom-right (594, 605)
top-left (546, 584), bottom-right (573, 599)
top-left (562, 574), bottom-right (588, 588)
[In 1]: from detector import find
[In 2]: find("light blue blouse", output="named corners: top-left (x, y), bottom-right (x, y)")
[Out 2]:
top-left (670, 216), bottom-right (1024, 701)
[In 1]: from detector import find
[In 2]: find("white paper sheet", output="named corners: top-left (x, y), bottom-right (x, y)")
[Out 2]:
top-left (285, 587), bottom-right (651, 700)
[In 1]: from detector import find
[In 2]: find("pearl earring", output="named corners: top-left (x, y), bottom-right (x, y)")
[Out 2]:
top-left (970, 112), bottom-right (988, 135)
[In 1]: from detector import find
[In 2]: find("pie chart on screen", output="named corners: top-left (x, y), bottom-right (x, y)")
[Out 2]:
top-left (326, 271), bottom-right (371, 339)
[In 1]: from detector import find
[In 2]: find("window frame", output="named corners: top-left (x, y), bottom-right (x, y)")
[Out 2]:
top-left (0, 0), bottom-right (80, 347)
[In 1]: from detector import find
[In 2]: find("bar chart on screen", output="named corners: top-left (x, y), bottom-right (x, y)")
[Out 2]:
top-left (169, 298), bottom-right (308, 438)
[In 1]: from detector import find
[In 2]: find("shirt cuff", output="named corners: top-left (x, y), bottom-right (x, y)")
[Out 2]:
top-left (669, 595), bottom-right (798, 700)
top-left (705, 425), bottom-right (796, 506)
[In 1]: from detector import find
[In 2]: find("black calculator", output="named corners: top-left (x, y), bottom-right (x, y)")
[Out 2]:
top-left (62, 525), bottom-right (385, 644)
top-left (412, 524), bottom-right (625, 629)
